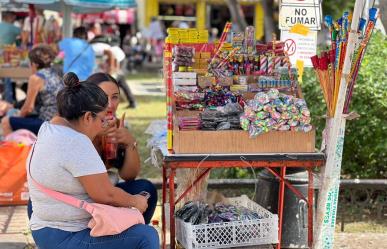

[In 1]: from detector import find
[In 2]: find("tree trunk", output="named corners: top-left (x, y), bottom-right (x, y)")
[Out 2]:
top-left (379, 0), bottom-right (387, 30)
top-left (226, 0), bottom-right (248, 32)
top-left (261, 0), bottom-right (276, 42)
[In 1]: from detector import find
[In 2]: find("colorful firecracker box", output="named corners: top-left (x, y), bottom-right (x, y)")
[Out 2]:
top-left (164, 23), bottom-right (313, 154)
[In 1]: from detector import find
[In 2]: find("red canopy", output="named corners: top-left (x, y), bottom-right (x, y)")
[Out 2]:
top-left (76, 8), bottom-right (135, 24)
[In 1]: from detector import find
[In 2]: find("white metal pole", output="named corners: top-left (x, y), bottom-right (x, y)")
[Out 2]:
top-left (61, 0), bottom-right (73, 38)
top-left (313, 0), bottom-right (365, 248)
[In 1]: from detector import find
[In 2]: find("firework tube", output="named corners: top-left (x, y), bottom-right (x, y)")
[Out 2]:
top-left (216, 22), bottom-right (232, 51)
top-left (328, 49), bottom-right (336, 115)
top-left (311, 55), bottom-right (329, 114)
top-left (325, 15), bottom-right (336, 52)
top-left (164, 42), bottom-right (174, 151)
top-left (216, 47), bottom-right (240, 69)
top-left (209, 42), bottom-right (225, 66)
top-left (343, 8), bottom-right (378, 113)
top-left (260, 55), bottom-right (268, 73)
top-left (274, 56), bottom-right (281, 69)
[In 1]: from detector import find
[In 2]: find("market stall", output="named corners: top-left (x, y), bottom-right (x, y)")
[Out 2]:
top-left (156, 22), bottom-right (326, 249)
top-left (155, 1), bottom-right (379, 247)
top-left (0, 45), bottom-right (31, 80)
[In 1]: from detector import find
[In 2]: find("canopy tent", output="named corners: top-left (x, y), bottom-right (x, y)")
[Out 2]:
top-left (76, 8), bottom-right (135, 25)
top-left (0, 0), bottom-right (137, 37)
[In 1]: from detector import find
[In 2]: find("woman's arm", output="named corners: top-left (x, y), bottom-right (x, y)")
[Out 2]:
top-left (78, 172), bottom-right (148, 213)
top-left (19, 75), bottom-right (44, 117)
top-left (115, 128), bottom-right (141, 181)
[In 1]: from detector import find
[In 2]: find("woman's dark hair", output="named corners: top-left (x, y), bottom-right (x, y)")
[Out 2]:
top-left (28, 45), bottom-right (56, 69)
top-left (86, 72), bottom-right (119, 88)
top-left (57, 72), bottom-right (108, 121)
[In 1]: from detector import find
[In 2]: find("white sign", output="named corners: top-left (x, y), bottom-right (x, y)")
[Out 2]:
top-left (280, 30), bottom-right (317, 67)
top-left (281, 0), bottom-right (320, 6)
top-left (279, 5), bottom-right (322, 30)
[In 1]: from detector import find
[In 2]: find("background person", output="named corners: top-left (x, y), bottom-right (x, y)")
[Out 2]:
top-left (21, 8), bottom-right (45, 47)
top-left (59, 27), bottom-right (95, 81)
top-left (87, 72), bottom-right (157, 224)
top-left (90, 36), bottom-right (137, 108)
top-left (1, 45), bottom-right (63, 135)
top-left (28, 72), bottom-right (159, 249)
top-left (0, 11), bottom-right (21, 104)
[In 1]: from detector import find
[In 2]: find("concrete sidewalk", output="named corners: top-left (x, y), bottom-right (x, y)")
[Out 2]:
top-left (1, 205), bottom-right (386, 249)
top-left (0, 206), bottom-right (34, 249)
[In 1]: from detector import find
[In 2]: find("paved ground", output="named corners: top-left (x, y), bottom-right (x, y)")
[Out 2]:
top-left (1, 206), bottom-right (386, 249)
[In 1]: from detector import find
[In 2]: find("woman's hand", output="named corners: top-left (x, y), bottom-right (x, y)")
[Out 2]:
top-left (115, 127), bottom-right (136, 146)
top-left (104, 113), bottom-right (136, 147)
top-left (130, 194), bottom-right (148, 213)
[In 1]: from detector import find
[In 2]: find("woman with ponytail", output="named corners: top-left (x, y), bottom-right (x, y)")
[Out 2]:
top-left (27, 72), bottom-right (159, 249)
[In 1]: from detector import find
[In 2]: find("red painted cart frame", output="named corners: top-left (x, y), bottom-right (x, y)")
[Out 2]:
top-left (161, 153), bottom-right (325, 249)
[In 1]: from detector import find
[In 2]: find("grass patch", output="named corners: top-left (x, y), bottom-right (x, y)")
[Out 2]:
top-left (116, 95), bottom-right (165, 178)
top-left (335, 221), bottom-right (387, 233)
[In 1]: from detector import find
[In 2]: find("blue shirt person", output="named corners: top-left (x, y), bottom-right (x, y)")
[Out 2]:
top-left (58, 27), bottom-right (95, 81)
top-left (0, 12), bottom-right (20, 46)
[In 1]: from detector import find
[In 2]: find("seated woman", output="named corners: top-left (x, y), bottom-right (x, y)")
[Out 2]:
top-left (86, 72), bottom-right (157, 224)
top-left (1, 45), bottom-right (63, 135)
top-left (28, 72), bottom-right (159, 249)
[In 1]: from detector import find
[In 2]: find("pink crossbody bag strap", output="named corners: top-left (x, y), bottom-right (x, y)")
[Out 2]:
top-left (28, 143), bottom-right (94, 213)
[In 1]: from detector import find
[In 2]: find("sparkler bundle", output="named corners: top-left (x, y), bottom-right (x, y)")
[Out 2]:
top-left (311, 8), bottom-right (378, 117)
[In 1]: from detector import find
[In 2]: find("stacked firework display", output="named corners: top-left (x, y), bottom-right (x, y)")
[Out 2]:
top-left (311, 8), bottom-right (378, 117)
top-left (313, 1), bottom-right (379, 248)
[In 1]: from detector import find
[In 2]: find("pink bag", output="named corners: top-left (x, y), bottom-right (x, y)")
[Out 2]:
top-left (4, 129), bottom-right (37, 146)
top-left (28, 144), bottom-right (145, 237)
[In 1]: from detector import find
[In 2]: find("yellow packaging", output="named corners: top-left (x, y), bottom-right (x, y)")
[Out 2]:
top-left (200, 52), bottom-right (211, 59)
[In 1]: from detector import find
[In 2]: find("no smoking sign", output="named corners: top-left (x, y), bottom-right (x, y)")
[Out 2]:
top-left (284, 39), bottom-right (296, 56)
top-left (281, 30), bottom-right (317, 67)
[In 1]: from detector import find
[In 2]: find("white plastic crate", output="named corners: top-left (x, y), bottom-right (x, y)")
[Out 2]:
top-left (176, 195), bottom-right (278, 249)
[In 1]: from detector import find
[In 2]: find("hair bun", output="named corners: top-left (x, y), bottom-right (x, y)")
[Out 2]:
top-left (63, 72), bottom-right (80, 88)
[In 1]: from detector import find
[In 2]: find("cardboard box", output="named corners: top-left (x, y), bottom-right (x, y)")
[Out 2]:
top-left (200, 52), bottom-right (211, 59)
top-left (173, 129), bottom-right (315, 153)
top-left (173, 78), bottom-right (197, 86)
top-left (217, 77), bottom-right (233, 86)
top-left (173, 72), bottom-right (197, 79)
top-left (198, 76), bottom-right (216, 88)
top-left (199, 58), bottom-right (209, 64)
top-left (193, 69), bottom-right (207, 75)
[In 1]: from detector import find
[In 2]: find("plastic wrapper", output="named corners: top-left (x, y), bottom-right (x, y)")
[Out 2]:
top-left (263, 105), bottom-right (273, 112)
top-left (256, 111), bottom-right (269, 120)
top-left (254, 92), bottom-right (269, 104)
top-left (240, 115), bottom-right (250, 130)
top-left (288, 118), bottom-right (299, 127)
top-left (279, 124), bottom-right (291, 131)
top-left (270, 111), bottom-right (281, 120)
top-left (247, 99), bottom-right (263, 112)
top-left (300, 107), bottom-right (311, 117)
top-left (294, 98), bottom-right (307, 108)
top-left (173, 46), bottom-right (194, 58)
top-left (267, 88), bottom-right (279, 100)
top-left (216, 122), bottom-right (231, 130)
top-left (276, 104), bottom-right (288, 113)
top-left (241, 88), bottom-right (312, 137)
top-left (218, 102), bottom-right (243, 115)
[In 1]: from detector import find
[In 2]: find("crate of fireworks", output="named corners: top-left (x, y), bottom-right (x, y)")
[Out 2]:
top-left (176, 195), bottom-right (278, 249)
